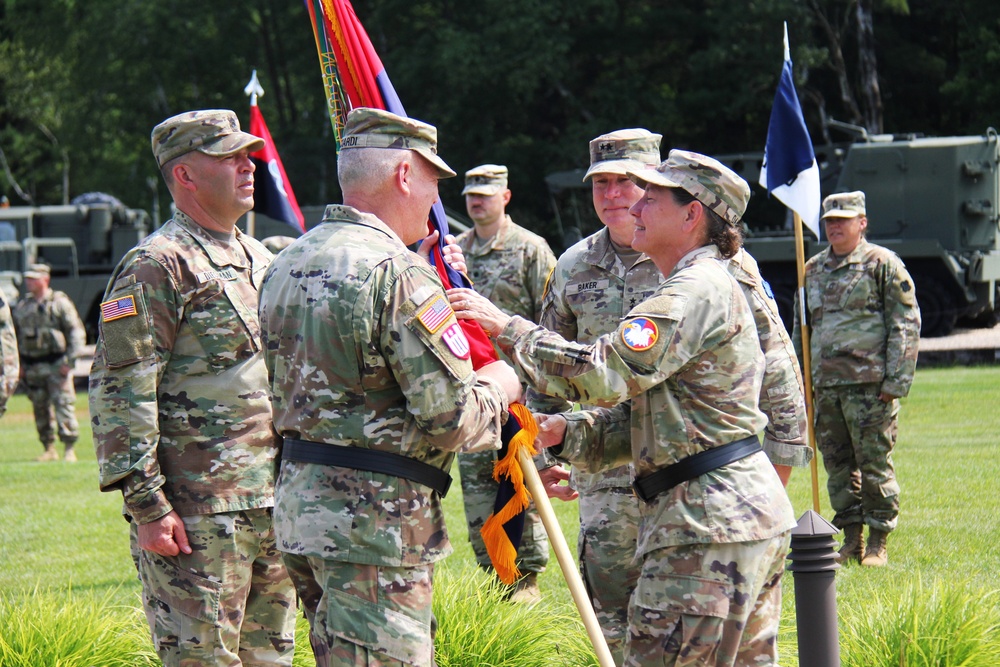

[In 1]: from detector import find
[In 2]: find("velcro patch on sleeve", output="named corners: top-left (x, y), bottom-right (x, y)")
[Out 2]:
top-left (101, 283), bottom-right (155, 368)
top-left (416, 295), bottom-right (453, 334)
top-left (100, 295), bottom-right (138, 322)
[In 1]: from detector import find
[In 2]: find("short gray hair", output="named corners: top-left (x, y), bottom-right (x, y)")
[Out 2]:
top-left (338, 146), bottom-right (409, 194)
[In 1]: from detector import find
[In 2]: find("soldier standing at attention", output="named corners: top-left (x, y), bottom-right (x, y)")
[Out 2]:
top-left (454, 163), bottom-right (556, 602)
top-left (258, 108), bottom-right (520, 667)
top-left (13, 263), bottom-right (84, 461)
top-left (450, 150), bottom-right (796, 666)
top-left (89, 110), bottom-right (297, 666)
top-left (794, 191), bottom-right (920, 567)
top-left (0, 292), bottom-right (18, 417)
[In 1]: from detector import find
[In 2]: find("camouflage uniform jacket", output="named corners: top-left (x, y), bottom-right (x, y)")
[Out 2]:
top-left (90, 211), bottom-right (277, 524)
top-left (793, 239), bottom-right (920, 396)
top-left (727, 249), bottom-right (811, 468)
top-left (497, 245), bottom-right (796, 557)
top-left (456, 215), bottom-right (556, 324)
top-left (13, 289), bottom-right (84, 363)
top-left (0, 296), bottom-right (18, 415)
top-left (527, 227), bottom-right (662, 491)
top-left (259, 205), bottom-right (509, 567)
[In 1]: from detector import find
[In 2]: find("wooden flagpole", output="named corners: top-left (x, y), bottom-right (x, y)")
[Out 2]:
top-left (518, 449), bottom-right (616, 667)
top-left (793, 212), bottom-right (821, 512)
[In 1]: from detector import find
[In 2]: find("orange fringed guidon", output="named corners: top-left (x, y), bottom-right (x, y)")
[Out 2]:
top-left (480, 403), bottom-right (539, 585)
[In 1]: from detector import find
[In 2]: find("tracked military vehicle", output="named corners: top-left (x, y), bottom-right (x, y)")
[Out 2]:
top-left (547, 127), bottom-right (1000, 337)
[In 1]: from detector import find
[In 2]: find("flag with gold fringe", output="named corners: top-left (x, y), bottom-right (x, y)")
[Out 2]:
top-left (305, 0), bottom-right (537, 586)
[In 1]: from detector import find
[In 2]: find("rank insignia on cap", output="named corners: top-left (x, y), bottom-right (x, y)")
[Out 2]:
top-left (417, 295), bottom-right (453, 334)
top-left (100, 295), bottom-right (138, 322)
top-left (442, 322), bottom-right (471, 359)
top-left (621, 317), bottom-right (658, 351)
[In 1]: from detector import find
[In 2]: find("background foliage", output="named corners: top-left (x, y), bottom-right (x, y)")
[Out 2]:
top-left (1, 0), bottom-right (999, 245)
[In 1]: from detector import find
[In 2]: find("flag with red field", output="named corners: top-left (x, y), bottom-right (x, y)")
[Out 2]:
top-left (249, 105), bottom-right (306, 234)
top-left (306, 0), bottom-right (536, 584)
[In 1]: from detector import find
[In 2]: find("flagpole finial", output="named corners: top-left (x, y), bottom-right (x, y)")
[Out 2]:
top-left (244, 69), bottom-right (265, 107)
top-left (783, 22), bottom-right (791, 62)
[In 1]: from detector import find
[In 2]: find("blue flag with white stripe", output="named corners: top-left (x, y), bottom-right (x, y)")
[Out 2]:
top-left (759, 24), bottom-right (821, 238)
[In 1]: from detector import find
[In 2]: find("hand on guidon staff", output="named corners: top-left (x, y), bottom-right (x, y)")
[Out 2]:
top-left (447, 287), bottom-right (512, 337)
top-left (416, 230), bottom-right (467, 275)
top-left (539, 463), bottom-right (578, 502)
top-left (476, 360), bottom-right (522, 405)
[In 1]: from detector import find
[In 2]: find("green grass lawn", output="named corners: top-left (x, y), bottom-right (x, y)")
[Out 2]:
top-left (2, 366), bottom-right (1000, 666)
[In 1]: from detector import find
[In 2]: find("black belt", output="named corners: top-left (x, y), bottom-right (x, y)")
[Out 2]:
top-left (20, 352), bottom-right (66, 365)
top-left (632, 435), bottom-right (762, 503)
top-left (282, 438), bottom-right (453, 497)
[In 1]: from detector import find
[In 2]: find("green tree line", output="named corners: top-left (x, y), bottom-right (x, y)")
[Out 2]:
top-left (1, 0), bottom-right (998, 244)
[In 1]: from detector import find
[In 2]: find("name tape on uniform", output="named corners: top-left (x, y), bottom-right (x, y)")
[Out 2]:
top-left (196, 267), bottom-right (238, 283)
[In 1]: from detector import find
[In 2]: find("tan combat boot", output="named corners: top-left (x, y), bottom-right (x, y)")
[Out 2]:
top-left (63, 446), bottom-right (77, 462)
top-left (834, 524), bottom-right (864, 565)
top-left (36, 445), bottom-right (59, 462)
top-left (861, 529), bottom-right (889, 567)
top-left (508, 572), bottom-right (542, 604)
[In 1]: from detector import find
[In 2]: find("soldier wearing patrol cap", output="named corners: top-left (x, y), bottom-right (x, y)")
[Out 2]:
top-left (259, 107), bottom-right (520, 666)
top-left (450, 149), bottom-right (796, 667)
top-left (454, 163), bottom-right (556, 602)
top-left (89, 109), bottom-right (297, 665)
top-left (793, 190), bottom-right (920, 567)
top-left (13, 262), bottom-right (85, 461)
top-left (527, 128), bottom-right (662, 661)
top-left (0, 291), bottom-right (16, 417)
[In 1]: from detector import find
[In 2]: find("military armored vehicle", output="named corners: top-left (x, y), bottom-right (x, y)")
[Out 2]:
top-left (0, 201), bottom-right (151, 341)
top-left (546, 127), bottom-right (1000, 337)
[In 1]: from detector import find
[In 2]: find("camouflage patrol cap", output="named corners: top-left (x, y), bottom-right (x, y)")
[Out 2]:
top-left (822, 191), bottom-right (866, 219)
top-left (24, 263), bottom-right (51, 280)
top-left (583, 128), bottom-right (662, 181)
top-left (461, 164), bottom-right (508, 196)
top-left (627, 149), bottom-right (750, 225)
top-left (151, 109), bottom-right (264, 169)
top-left (341, 107), bottom-right (456, 178)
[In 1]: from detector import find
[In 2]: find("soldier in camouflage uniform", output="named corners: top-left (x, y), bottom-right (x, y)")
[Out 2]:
top-left (89, 110), bottom-right (297, 666)
top-left (528, 129), bottom-right (662, 662)
top-left (13, 263), bottom-right (85, 461)
top-left (258, 108), bottom-right (520, 667)
top-left (454, 164), bottom-right (556, 601)
top-left (793, 191), bottom-right (920, 567)
top-left (451, 150), bottom-right (796, 666)
top-left (0, 293), bottom-right (18, 417)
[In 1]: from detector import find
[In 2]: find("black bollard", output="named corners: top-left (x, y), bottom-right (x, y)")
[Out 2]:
top-left (786, 510), bottom-right (841, 667)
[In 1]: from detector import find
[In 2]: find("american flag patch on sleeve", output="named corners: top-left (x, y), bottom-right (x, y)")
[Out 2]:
top-left (101, 295), bottom-right (138, 322)
top-left (416, 295), bottom-right (453, 334)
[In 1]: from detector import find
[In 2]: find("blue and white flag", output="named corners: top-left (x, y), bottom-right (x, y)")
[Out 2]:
top-left (760, 23), bottom-right (821, 238)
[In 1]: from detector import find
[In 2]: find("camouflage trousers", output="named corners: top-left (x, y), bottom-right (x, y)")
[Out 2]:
top-left (129, 508), bottom-right (297, 667)
top-left (626, 533), bottom-right (791, 667)
top-left (22, 362), bottom-right (78, 446)
top-left (282, 554), bottom-right (435, 667)
top-left (457, 449), bottom-right (549, 574)
top-left (578, 485), bottom-right (641, 667)
top-left (814, 384), bottom-right (901, 532)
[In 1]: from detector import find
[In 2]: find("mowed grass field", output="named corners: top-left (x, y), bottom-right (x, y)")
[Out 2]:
top-left (1, 365), bottom-right (1000, 666)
